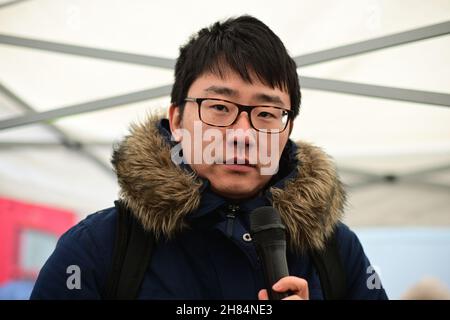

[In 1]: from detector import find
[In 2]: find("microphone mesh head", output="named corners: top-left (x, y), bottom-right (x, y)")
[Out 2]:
top-left (250, 206), bottom-right (286, 242)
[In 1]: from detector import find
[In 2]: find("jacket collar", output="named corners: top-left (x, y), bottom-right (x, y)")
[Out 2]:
top-left (112, 116), bottom-right (347, 252)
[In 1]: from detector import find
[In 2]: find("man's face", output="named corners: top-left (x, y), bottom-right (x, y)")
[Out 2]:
top-left (169, 69), bottom-right (292, 200)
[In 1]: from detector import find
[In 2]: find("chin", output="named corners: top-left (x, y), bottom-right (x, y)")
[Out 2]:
top-left (210, 179), bottom-right (262, 200)
top-left (195, 164), bottom-right (271, 199)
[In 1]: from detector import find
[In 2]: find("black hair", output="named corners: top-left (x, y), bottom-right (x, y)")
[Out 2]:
top-left (170, 15), bottom-right (301, 119)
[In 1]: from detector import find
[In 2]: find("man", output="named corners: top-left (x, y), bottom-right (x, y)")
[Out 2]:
top-left (31, 15), bottom-right (387, 300)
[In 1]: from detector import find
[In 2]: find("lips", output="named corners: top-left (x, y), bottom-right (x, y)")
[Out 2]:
top-left (224, 157), bottom-right (257, 167)
top-left (220, 157), bottom-right (257, 173)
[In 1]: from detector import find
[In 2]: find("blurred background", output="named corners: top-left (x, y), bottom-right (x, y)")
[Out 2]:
top-left (0, 0), bottom-right (449, 299)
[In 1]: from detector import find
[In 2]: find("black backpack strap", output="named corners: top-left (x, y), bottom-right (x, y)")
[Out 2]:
top-left (310, 229), bottom-right (347, 300)
top-left (102, 200), bottom-right (155, 300)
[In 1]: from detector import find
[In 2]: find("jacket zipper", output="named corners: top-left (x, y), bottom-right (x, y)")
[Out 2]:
top-left (225, 204), bottom-right (239, 238)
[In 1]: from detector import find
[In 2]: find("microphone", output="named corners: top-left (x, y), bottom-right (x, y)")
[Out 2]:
top-left (250, 206), bottom-right (290, 300)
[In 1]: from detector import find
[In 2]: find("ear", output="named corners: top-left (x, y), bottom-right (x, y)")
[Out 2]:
top-left (169, 104), bottom-right (183, 141)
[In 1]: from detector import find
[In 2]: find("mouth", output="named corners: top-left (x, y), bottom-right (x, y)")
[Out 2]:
top-left (225, 157), bottom-right (256, 166)
top-left (221, 158), bottom-right (257, 172)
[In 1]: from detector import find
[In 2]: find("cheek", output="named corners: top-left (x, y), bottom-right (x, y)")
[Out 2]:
top-left (278, 132), bottom-right (289, 155)
top-left (257, 133), bottom-right (288, 159)
top-left (179, 121), bottom-right (209, 164)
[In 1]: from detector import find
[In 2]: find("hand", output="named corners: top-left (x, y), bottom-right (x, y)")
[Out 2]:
top-left (258, 276), bottom-right (309, 300)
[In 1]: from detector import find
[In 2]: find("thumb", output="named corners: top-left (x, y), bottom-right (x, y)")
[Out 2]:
top-left (258, 289), bottom-right (269, 300)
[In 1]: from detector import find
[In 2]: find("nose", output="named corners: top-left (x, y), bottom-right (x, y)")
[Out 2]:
top-left (227, 111), bottom-right (256, 148)
top-left (232, 111), bottom-right (252, 131)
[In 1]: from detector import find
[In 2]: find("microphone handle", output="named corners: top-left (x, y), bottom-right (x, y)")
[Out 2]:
top-left (258, 241), bottom-right (290, 300)
top-left (271, 289), bottom-right (290, 300)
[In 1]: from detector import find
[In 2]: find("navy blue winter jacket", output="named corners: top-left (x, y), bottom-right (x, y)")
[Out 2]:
top-left (31, 118), bottom-right (388, 300)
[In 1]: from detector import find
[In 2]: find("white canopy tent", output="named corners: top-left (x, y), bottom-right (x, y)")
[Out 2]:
top-left (0, 0), bottom-right (449, 298)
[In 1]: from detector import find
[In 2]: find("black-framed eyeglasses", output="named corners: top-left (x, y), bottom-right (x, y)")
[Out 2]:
top-left (184, 97), bottom-right (293, 133)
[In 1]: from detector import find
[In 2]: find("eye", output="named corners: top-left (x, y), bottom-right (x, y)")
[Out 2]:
top-left (257, 111), bottom-right (276, 119)
top-left (210, 104), bottom-right (229, 112)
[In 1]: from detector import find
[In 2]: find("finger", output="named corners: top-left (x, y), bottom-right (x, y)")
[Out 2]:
top-left (273, 276), bottom-right (309, 299)
top-left (273, 276), bottom-right (308, 292)
top-left (258, 289), bottom-right (269, 300)
top-left (282, 295), bottom-right (303, 300)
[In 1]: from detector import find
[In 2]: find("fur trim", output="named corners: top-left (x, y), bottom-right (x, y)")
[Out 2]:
top-left (270, 143), bottom-right (346, 251)
top-left (111, 116), bottom-right (202, 239)
top-left (112, 116), bottom-right (346, 251)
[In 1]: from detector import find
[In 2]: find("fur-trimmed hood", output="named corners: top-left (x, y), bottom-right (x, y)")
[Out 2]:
top-left (112, 116), bottom-right (346, 252)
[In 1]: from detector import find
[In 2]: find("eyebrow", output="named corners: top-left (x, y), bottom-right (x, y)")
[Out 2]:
top-left (204, 85), bottom-right (285, 106)
top-left (252, 93), bottom-right (284, 106)
top-left (204, 86), bottom-right (238, 97)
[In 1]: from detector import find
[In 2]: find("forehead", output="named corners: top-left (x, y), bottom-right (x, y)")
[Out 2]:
top-left (187, 70), bottom-right (291, 108)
